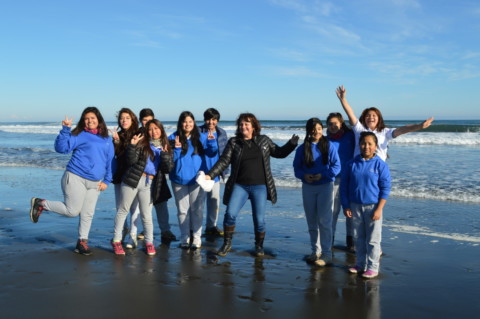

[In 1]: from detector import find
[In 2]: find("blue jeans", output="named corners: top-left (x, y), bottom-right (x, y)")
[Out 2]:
top-left (225, 184), bottom-right (267, 233)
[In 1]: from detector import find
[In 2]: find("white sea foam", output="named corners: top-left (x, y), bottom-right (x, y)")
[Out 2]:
top-left (385, 224), bottom-right (480, 243)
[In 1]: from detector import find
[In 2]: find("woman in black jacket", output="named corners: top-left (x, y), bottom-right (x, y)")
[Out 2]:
top-left (205, 113), bottom-right (298, 257)
top-left (111, 119), bottom-right (173, 256)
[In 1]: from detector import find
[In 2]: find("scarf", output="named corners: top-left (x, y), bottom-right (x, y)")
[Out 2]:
top-left (151, 138), bottom-right (162, 149)
top-left (328, 129), bottom-right (344, 140)
top-left (84, 128), bottom-right (100, 135)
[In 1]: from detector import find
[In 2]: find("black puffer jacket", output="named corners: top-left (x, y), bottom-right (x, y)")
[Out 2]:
top-left (122, 144), bottom-right (174, 204)
top-left (207, 135), bottom-right (297, 205)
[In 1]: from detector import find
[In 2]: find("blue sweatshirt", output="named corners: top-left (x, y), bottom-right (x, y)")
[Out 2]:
top-left (168, 132), bottom-right (218, 185)
top-left (327, 130), bottom-right (355, 177)
top-left (55, 126), bottom-right (114, 184)
top-left (340, 154), bottom-right (391, 209)
top-left (293, 142), bottom-right (341, 185)
top-left (199, 125), bottom-right (229, 182)
top-left (144, 144), bottom-right (162, 176)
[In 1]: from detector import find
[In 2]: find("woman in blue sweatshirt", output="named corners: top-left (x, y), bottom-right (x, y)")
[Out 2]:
top-left (340, 132), bottom-right (391, 279)
top-left (293, 118), bottom-right (340, 266)
top-left (29, 107), bottom-right (114, 255)
top-left (168, 111), bottom-right (218, 249)
top-left (326, 112), bottom-right (355, 251)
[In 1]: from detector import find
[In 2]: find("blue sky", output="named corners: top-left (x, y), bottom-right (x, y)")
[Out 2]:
top-left (1, 0), bottom-right (479, 122)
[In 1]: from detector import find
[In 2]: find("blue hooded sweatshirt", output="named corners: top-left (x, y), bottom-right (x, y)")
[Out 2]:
top-left (55, 126), bottom-right (114, 184)
top-left (340, 154), bottom-right (391, 209)
top-left (293, 142), bottom-right (341, 185)
top-left (168, 132), bottom-right (218, 185)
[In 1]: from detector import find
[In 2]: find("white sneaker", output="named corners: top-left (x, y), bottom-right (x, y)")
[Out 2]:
top-left (125, 235), bottom-right (137, 249)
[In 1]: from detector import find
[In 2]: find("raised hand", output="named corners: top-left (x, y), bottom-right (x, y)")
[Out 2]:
top-left (207, 130), bottom-right (215, 140)
top-left (422, 117), bottom-right (434, 129)
top-left (62, 116), bottom-right (73, 127)
top-left (109, 126), bottom-right (119, 141)
top-left (290, 134), bottom-right (299, 144)
top-left (336, 85), bottom-right (346, 100)
top-left (131, 133), bottom-right (144, 145)
top-left (174, 135), bottom-right (182, 148)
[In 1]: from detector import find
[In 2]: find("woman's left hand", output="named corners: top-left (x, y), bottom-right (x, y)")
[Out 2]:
top-left (131, 133), bottom-right (143, 145)
top-left (97, 182), bottom-right (108, 191)
top-left (290, 134), bottom-right (299, 144)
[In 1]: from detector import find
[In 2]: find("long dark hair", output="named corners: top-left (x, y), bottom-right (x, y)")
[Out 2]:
top-left (114, 108), bottom-right (139, 156)
top-left (135, 119), bottom-right (168, 161)
top-left (359, 107), bottom-right (386, 132)
top-left (303, 118), bottom-right (329, 167)
top-left (176, 111), bottom-right (203, 155)
top-left (235, 113), bottom-right (261, 138)
top-left (71, 106), bottom-right (109, 138)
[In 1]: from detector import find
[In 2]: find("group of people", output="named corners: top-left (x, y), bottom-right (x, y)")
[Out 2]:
top-left (29, 86), bottom-right (433, 279)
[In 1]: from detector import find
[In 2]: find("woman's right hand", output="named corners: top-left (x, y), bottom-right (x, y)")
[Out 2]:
top-left (343, 208), bottom-right (352, 218)
top-left (336, 85), bottom-right (346, 100)
top-left (204, 175), bottom-right (212, 181)
top-left (62, 116), bottom-right (73, 127)
top-left (131, 133), bottom-right (143, 145)
top-left (174, 136), bottom-right (182, 148)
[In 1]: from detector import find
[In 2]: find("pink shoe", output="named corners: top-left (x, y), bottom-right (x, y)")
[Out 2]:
top-left (362, 270), bottom-right (379, 278)
top-left (145, 243), bottom-right (156, 256)
top-left (111, 240), bottom-right (125, 255)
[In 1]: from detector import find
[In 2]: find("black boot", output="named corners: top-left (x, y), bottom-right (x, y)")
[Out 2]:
top-left (217, 225), bottom-right (235, 257)
top-left (254, 232), bottom-right (265, 257)
top-left (346, 235), bottom-right (355, 253)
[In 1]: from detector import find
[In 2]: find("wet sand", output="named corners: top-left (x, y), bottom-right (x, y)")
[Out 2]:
top-left (1, 167), bottom-right (479, 318)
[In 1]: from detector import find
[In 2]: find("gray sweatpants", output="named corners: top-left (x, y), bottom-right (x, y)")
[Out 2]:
top-left (113, 176), bottom-right (154, 244)
top-left (43, 171), bottom-right (101, 240)
top-left (205, 181), bottom-right (221, 228)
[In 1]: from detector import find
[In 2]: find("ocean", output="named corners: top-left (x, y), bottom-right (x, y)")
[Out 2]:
top-left (1, 119), bottom-right (479, 204)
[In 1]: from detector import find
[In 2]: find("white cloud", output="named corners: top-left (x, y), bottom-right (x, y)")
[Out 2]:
top-left (269, 48), bottom-right (310, 62)
top-left (268, 0), bottom-right (307, 13)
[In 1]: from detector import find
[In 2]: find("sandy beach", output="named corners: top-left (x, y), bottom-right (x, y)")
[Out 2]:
top-left (1, 166), bottom-right (479, 319)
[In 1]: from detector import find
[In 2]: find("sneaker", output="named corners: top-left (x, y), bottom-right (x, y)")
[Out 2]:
top-left (125, 236), bottom-right (137, 249)
top-left (137, 232), bottom-right (145, 240)
top-left (190, 244), bottom-right (201, 251)
top-left (305, 253), bottom-right (320, 263)
top-left (348, 265), bottom-right (363, 274)
top-left (145, 243), bottom-right (156, 256)
top-left (315, 256), bottom-right (332, 267)
top-left (161, 230), bottom-right (177, 242)
top-left (205, 226), bottom-right (224, 237)
top-left (179, 242), bottom-right (190, 250)
top-left (111, 240), bottom-right (125, 255)
top-left (74, 239), bottom-right (92, 256)
top-left (362, 270), bottom-right (378, 279)
top-left (30, 197), bottom-right (45, 223)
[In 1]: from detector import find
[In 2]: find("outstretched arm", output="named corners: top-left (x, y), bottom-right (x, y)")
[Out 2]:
top-left (392, 117), bottom-right (434, 138)
top-left (336, 85), bottom-right (358, 126)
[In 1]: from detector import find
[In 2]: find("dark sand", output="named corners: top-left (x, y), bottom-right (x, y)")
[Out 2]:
top-left (1, 167), bottom-right (479, 319)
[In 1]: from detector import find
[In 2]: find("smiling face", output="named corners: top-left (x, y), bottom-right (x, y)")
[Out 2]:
top-left (239, 120), bottom-right (254, 139)
top-left (119, 112), bottom-right (132, 130)
top-left (365, 110), bottom-right (379, 130)
top-left (148, 123), bottom-right (162, 140)
top-left (205, 118), bottom-right (218, 132)
top-left (83, 112), bottom-right (98, 130)
top-left (182, 116), bottom-right (195, 136)
top-left (311, 123), bottom-right (323, 143)
top-left (360, 135), bottom-right (377, 159)
top-left (327, 117), bottom-right (341, 134)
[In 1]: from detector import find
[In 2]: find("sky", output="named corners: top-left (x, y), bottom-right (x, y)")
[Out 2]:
top-left (1, 0), bottom-right (480, 122)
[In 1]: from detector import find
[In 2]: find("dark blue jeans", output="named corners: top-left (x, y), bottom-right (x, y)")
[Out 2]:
top-left (225, 184), bottom-right (267, 233)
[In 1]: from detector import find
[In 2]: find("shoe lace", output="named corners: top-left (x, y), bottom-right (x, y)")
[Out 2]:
top-left (79, 240), bottom-right (89, 250)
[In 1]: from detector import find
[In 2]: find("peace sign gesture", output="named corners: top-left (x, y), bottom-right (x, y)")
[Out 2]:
top-left (109, 126), bottom-right (119, 141)
top-left (62, 116), bottom-right (73, 127)
top-left (174, 135), bottom-right (182, 148)
top-left (131, 133), bottom-right (144, 145)
top-left (207, 130), bottom-right (216, 140)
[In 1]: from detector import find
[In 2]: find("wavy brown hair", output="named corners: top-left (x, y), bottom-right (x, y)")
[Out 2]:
top-left (235, 113), bottom-right (261, 138)
top-left (359, 107), bottom-right (386, 132)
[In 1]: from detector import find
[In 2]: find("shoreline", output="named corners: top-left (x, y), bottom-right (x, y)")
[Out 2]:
top-left (1, 166), bottom-right (479, 318)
